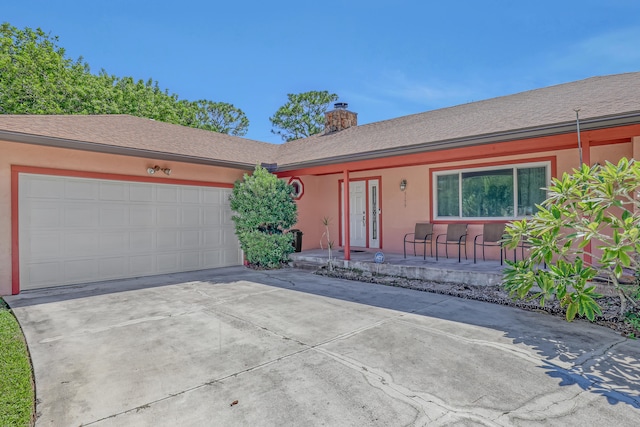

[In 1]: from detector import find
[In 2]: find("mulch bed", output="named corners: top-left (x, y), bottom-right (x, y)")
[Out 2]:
top-left (315, 266), bottom-right (639, 337)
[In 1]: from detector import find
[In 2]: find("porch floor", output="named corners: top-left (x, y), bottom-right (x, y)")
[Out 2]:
top-left (290, 248), bottom-right (510, 287)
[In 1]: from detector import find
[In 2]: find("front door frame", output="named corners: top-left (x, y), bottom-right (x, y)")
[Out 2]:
top-left (338, 176), bottom-right (383, 249)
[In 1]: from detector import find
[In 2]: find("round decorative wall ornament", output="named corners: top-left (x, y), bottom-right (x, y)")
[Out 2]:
top-left (288, 177), bottom-right (304, 199)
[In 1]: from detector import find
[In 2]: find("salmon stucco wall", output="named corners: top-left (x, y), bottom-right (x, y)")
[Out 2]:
top-left (291, 141), bottom-right (640, 260)
top-left (0, 139), bottom-right (246, 295)
top-left (289, 174), bottom-right (340, 251)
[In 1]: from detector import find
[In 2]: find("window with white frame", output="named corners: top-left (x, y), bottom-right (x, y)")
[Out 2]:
top-left (434, 162), bottom-right (549, 219)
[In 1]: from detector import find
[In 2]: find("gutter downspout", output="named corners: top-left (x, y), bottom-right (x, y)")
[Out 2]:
top-left (574, 108), bottom-right (583, 166)
top-left (575, 108), bottom-right (593, 265)
top-left (343, 169), bottom-right (351, 261)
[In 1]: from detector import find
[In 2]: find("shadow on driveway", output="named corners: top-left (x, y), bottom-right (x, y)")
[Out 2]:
top-left (6, 266), bottom-right (640, 425)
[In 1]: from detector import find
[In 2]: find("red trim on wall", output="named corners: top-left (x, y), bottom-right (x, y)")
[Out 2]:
top-left (589, 138), bottom-right (631, 147)
top-left (10, 165), bottom-right (236, 295)
top-left (10, 165), bottom-right (234, 188)
top-left (11, 168), bottom-right (20, 295)
top-left (343, 170), bottom-right (351, 260)
top-left (275, 124), bottom-right (640, 177)
top-left (429, 156), bottom-right (557, 223)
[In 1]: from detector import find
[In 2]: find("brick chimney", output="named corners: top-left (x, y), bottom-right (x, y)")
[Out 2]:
top-left (324, 102), bottom-right (357, 134)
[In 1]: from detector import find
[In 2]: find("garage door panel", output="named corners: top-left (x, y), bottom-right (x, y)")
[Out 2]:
top-left (19, 174), bottom-right (241, 290)
top-left (156, 253), bottom-right (180, 272)
top-left (181, 207), bottom-right (201, 226)
top-left (157, 208), bottom-right (179, 227)
top-left (221, 228), bottom-right (237, 245)
top-left (203, 188), bottom-right (222, 204)
top-left (28, 202), bottom-right (61, 228)
top-left (181, 187), bottom-right (201, 203)
top-left (130, 231), bottom-right (154, 251)
top-left (157, 186), bottom-right (178, 202)
top-left (130, 255), bottom-right (154, 275)
top-left (23, 176), bottom-right (64, 199)
top-left (181, 230), bottom-right (201, 248)
top-left (26, 261), bottom-right (62, 287)
top-left (64, 259), bottom-right (99, 282)
top-left (65, 205), bottom-right (99, 227)
top-left (130, 206), bottom-right (155, 226)
top-left (181, 252), bottom-right (201, 269)
top-left (101, 206), bottom-right (129, 227)
top-left (130, 184), bottom-right (154, 202)
top-left (156, 231), bottom-right (179, 249)
top-left (204, 208), bottom-right (222, 225)
top-left (27, 231), bottom-right (61, 259)
top-left (100, 232), bottom-right (129, 253)
top-left (204, 229), bottom-right (221, 246)
top-left (99, 257), bottom-right (129, 278)
top-left (100, 182), bottom-right (129, 201)
top-left (65, 180), bottom-right (98, 200)
top-left (225, 250), bottom-right (242, 264)
top-left (64, 232), bottom-right (99, 256)
top-left (204, 250), bottom-right (223, 266)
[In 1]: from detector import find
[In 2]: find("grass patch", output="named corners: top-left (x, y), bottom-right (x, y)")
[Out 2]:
top-left (0, 298), bottom-right (35, 426)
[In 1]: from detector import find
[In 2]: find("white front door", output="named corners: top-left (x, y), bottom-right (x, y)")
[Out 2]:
top-left (341, 181), bottom-right (367, 247)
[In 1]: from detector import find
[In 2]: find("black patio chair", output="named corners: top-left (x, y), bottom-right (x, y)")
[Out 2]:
top-left (403, 223), bottom-right (434, 260)
top-left (435, 223), bottom-right (468, 262)
top-left (473, 223), bottom-right (507, 264)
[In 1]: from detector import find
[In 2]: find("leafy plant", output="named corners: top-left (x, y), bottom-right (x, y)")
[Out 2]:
top-left (503, 158), bottom-right (640, 321)
top-left (229, 165), bottom-right (297, 268)
top-left (625, 311), bottom-right (640, 339)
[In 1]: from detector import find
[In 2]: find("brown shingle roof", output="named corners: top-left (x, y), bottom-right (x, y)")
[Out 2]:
top-left (1, 73), bottom-right (639, 170)
top-left (276, 72), bottom-right (640, 168)
top-left (0, 114), bottom-right (278, 168)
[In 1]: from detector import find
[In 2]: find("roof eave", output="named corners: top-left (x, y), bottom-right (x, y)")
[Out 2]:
top-left (0, 131), bottom-right (257, 170)
top-left (276, 111), bottom-right (640, 171)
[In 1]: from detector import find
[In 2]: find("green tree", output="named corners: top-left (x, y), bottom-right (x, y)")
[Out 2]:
top-left (0, 23), bottom-right (250, 135)
top-left (229, 165), bottom-right (298, 268)
top-left (269, 90), bottom-right (338, 141)
top-left (503, 158), bottom-right (640, 321)
top-left (186, 100), bottom-right (249, 136)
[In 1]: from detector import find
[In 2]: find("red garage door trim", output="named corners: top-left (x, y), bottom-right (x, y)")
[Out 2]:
top-left (11, 165), bottom-right (235, 294)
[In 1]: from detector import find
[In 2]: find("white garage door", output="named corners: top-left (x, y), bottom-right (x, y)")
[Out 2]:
top-left (19, 174), bottom-right (242, 290)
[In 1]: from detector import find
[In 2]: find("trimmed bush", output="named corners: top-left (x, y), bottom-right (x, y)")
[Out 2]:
top-left (229, 165), bottom-right (297, 268)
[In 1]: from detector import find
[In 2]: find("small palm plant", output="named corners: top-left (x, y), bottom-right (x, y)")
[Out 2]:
top-left (320, 216), bottom-right (334, 271)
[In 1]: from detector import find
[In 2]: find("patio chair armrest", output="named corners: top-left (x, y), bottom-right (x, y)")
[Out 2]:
top-left (474, 234), bottom-right (484, 244)
top-left (435, 233), bottom-right (446, 243)
top-left (458, 233), bottom-right (468, 244)
top-left (403, 232), bottom-right (415, 241)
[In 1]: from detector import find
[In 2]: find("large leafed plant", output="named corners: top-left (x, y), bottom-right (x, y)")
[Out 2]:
top-left (503, 158), bottom-right (640, 321)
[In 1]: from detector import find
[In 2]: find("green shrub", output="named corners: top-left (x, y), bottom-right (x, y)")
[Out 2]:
top-left (238, 230), bottom-right (294, 268)
top-left (229, 165), bottom-right (297, 268)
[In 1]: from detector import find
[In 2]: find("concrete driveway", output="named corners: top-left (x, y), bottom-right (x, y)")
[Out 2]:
top-left (6, 267), bottom-right (640, 426)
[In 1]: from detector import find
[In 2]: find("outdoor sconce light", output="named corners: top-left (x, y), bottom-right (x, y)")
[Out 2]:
top-left (147, 165), bottom-right (172, 176)
top-left (400, 179), bottom-right (407, 191)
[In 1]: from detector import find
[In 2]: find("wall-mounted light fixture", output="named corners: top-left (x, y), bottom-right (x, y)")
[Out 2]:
top-left (147, 165), bottom-right (171, 176)
top-left (400, 179), bottom-right (407, 191)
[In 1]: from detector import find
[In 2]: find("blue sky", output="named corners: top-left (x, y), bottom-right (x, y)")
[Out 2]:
top-left (4, 1), bottom-right (640, 143)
